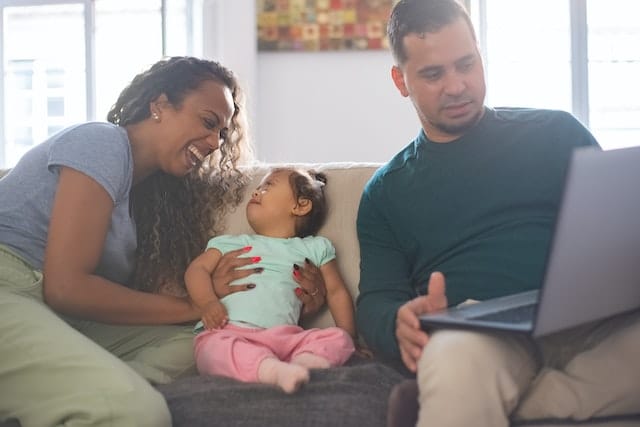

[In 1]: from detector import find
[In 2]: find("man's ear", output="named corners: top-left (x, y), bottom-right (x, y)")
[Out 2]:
top-left (292, 198), bottom-right (312, 216)
top-left (391, 65), bottom-right (410, 97)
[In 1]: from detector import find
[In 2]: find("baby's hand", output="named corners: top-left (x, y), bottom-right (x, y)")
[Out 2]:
top-left (201, 300), bottom-right (229, 330)
top-left (355, 345), bottom-right (373, 359)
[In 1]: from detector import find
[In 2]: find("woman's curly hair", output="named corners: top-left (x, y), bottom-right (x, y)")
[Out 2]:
top-left (107, 56), bottom-right (252, 295)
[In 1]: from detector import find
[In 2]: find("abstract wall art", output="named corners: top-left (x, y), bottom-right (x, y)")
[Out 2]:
top-left (257, 0), bottom-right (398, 52)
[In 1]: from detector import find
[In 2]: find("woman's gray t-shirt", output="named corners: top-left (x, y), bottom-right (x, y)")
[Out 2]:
top-left (0, 122), bottom-right (136, 285)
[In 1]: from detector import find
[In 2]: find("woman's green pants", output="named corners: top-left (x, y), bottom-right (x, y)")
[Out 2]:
top-left (0, 245), bottom-right (196, 426)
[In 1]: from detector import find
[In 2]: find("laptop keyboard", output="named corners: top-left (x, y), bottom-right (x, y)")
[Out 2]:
top-left (471, 304), bottom-right (536, 323)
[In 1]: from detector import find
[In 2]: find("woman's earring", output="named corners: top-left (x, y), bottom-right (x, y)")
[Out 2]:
top-left (152, 112), bottom-right (160, 121)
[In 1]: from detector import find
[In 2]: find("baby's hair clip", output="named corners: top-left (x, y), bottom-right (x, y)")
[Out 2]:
top-left (309, 170), bottom-right (327, 188)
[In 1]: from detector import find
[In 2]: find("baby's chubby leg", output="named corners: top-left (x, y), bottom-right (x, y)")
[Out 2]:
top-left (195, 326), bottom-right (310, 393)
top-left (288, 326), bottom-right (355, 367)
top-left (291, 352), bottom-right (331, 369)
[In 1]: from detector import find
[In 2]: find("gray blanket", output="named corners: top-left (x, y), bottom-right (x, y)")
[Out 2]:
top-left (158, 359), bottom-right (405, 427)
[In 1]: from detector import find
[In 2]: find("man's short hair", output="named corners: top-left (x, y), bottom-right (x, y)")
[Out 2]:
top-left (388, 0), bottom-right (476, 65)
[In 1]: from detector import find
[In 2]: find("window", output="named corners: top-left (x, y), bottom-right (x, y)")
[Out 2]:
top-left (586, 0), bottom-right (640, 150)
top-left (469, 0), bottom-right (640, 150)
top-left (0, 0), bottom-right (201, 168)
top-left (47, 97), bottom-right (65, 117)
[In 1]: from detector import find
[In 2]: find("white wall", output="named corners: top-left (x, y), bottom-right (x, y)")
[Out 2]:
top-left (203, 0), bottom-right (419, 164)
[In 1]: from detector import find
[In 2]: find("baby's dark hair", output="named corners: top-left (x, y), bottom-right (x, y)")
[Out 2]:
top-left (276, 167), bottom-right (328, 238)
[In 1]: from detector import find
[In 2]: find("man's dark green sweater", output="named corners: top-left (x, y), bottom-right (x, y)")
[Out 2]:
top-left (356, 107), bottom-right (599, 361)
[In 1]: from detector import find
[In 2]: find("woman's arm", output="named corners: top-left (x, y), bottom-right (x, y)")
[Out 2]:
top-left (320, 259), bottom-right (356, 339)
top-left (43, 167), bottom-right (198, 324)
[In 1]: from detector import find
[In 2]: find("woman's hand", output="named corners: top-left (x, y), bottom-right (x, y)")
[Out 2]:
top-left (293, 258), bottom-right (327, 317)
top-left (211, 246), bottom-right (261, 298)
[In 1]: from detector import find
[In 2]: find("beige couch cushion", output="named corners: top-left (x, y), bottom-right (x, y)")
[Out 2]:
top-left (221, 162), bottom-right (380, 329)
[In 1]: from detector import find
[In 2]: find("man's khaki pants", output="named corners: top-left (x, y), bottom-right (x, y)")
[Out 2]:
top-left (416, 304), bottom-right (640, 427)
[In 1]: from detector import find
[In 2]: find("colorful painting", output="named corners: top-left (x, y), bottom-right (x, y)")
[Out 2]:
top-left (257, 0), bottom-right (397, 51)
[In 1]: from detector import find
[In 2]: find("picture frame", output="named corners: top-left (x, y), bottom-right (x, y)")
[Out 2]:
top-left (257, 0), bottom-right (397, 52)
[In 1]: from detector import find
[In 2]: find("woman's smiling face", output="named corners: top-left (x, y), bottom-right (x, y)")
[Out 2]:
top-left (153, 79), bottom-right (235, 176)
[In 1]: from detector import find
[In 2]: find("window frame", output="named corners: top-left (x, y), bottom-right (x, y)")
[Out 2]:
top-left (0, 0), bottom-right (196, 167)
top-left (472, 0), bottom-right (590, 127)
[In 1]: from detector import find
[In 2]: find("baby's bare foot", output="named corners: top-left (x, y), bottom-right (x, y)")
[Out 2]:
top-left (258, 358), bottom-right (310, 394)
top-left (276, 363), bottom-right (310, 393)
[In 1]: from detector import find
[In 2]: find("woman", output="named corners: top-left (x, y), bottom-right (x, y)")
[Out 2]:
top-left (0, 56), bottom-right (326, 427)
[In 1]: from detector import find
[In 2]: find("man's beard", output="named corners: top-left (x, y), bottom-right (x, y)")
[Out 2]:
top-left (435, 108), bottom-right (483, 136)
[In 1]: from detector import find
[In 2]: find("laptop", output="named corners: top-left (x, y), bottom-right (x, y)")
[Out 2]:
top-left (419, 145), bottom-right (640, 337)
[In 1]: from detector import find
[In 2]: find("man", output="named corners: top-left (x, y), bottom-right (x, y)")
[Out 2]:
top-left (356, 0), bottom-right (640, 425)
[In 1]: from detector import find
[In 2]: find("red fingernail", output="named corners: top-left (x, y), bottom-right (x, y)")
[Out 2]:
top-left (294, 287), bottom-right (303, 296)
top-left (293, 263), bottom-right (300, 271)
top-left (293, 270), bottom-right (300, 278)
top-left (242, 246), bottom-right (252, 252)
top-left (251, 256), bottom-right (261, 263)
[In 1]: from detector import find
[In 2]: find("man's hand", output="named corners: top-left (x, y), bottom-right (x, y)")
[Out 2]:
top-left (396, 272), bottom-right (447, 372)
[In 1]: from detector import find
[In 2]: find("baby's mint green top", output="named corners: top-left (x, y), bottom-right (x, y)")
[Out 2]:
top-left (194, 234), bottom-right (335, 332)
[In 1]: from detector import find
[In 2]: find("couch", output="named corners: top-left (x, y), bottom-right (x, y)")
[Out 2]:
top-left (1, 164), bottom-right (637, 427)
top-left (156, 162), bottom-right (639, 427)
top-left (157, 162), bottom-right (406, 427)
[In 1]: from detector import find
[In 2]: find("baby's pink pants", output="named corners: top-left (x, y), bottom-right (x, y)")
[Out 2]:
top-left (194, 324), bottom-right (355, 382)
